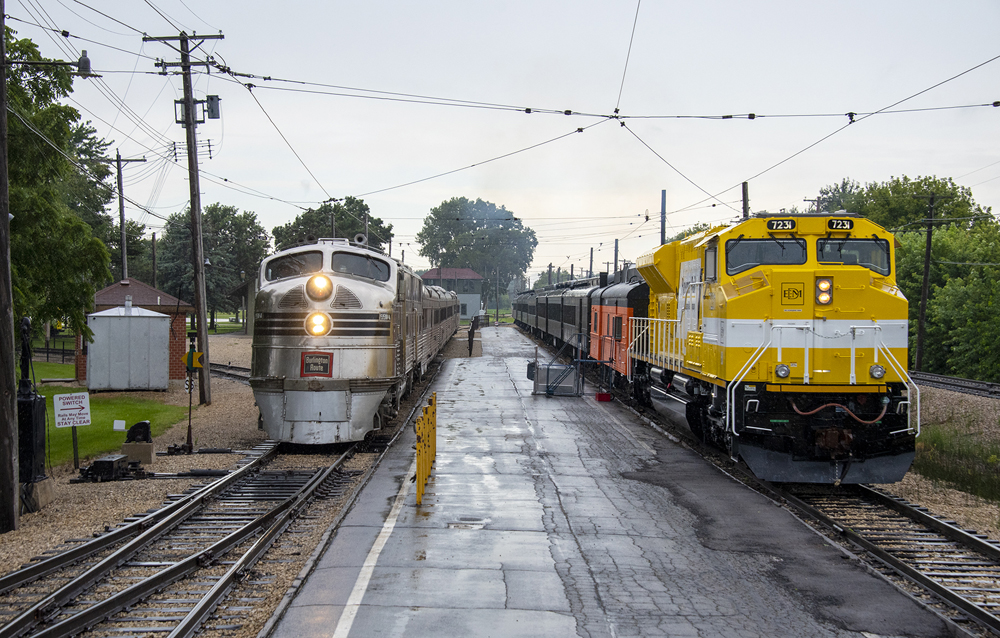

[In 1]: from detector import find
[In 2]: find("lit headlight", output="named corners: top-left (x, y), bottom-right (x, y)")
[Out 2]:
top-left (870, 364), bottom-right (886, 379)
top-left (305, 312), bottom-right (331, 336)
top-left (306, 275), bottom-right (333, 301)
top-left (816, 278), bottom-right (833, 305)
top-left (775, 364), bottom-right (791, 378)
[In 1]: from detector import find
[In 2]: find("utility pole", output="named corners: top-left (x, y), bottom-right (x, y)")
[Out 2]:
top-left (803, 196), bottom-right (821, 214)
top-left (547, 263), bottom-right (552, 285)
top-left (742, 182), bottom-right (749, 219)
top-left (0, 1), bottom-right (17, 532)
top-left (913, 193), bottom-right (951, 371)
top-left (660, 189), bottom-right (666, 245)
top-left (614, 239), bottom-right (619, 275)
top-left (589, 247), bottom-right (593, 278)
top-left (151, 233), bottom-right (157, 289)
top-left (145, 31), bottom-right (224, 405)
top-left (115, 150), bottom-right (145, 279)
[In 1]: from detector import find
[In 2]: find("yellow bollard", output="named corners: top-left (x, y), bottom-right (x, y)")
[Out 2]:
top-left (415, 393), bottom-right (439, 506)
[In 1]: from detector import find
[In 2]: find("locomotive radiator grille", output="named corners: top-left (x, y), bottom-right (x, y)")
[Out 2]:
top-left (255, 311), bottom-right (391, 337)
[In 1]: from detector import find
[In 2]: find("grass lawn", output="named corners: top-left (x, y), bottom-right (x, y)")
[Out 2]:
top-left (29, 383), bottom-right (189, 469)
top-left (913, 422), bottom-right (1000, 501)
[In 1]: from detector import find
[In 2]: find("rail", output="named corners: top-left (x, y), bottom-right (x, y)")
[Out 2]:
top-left (780, 483), bottom-right (1000, 635)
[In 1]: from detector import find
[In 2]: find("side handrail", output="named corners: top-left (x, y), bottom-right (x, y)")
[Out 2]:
top-left (726, 333), bottom-right (772, 436)
top-left (878, 340), bottom-right (921, 436)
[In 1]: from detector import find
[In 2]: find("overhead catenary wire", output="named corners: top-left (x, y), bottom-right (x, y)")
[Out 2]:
top-left (614, 0), bottom-right (641, 113)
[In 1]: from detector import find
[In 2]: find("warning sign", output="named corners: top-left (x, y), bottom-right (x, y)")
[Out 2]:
top-left (54, 392), bottom-right (92, 428)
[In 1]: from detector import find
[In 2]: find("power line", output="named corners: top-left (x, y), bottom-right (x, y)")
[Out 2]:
top-left (356, 118), bottom-right (613, 198)
top-left (615, 0), bottom-right (641, 113)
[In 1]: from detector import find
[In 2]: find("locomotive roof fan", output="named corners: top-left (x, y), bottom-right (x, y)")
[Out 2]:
top-left (354, 233), bottom-right (367, 246)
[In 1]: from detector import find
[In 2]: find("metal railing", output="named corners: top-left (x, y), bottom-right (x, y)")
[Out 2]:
top-left (627, 317), bottom-right (682, 372)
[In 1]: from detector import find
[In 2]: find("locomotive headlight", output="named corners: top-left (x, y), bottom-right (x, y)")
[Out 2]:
top-left (306, 274), bottom-right (333, 301)
top-left (306, 312), bottom-right (331, 336)
top-left (870, 364), bottom-right (886, 379)
top-left (775, 364), bottom-right (791, 378)
top-left (816, 278), bottom-right (833, 305)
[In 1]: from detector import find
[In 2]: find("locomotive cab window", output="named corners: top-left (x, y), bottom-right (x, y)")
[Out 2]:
top-left (817, 238), bottom-right (890, 276)
top-left (725, 238), bottom-right (807, 275)
top-left (265, 251), bottom-right (323, 281)
top-left (704, 246), bottom-right (718, 282)
top-left (613, 316), bottom-right (623, 340)
top-left (331, 252), bottom-right (391, 282)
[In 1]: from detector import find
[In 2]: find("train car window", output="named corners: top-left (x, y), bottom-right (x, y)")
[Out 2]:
top-left (817, 238), bottom-right (890, 275)
top-left (563, 305), bottom-right (576, 325)
top-left (725, 238), bottom-right (806, 275)
top-left (704, 247), bottom-right (718, 282)
top-left (593, 311), bottom-right (598, 330)
top-left (330, 252), bottom-right (391, 281)
top-left (264, 251), bottom-right (323, 281)
top-left (613, 316), bottom-right (623, 340)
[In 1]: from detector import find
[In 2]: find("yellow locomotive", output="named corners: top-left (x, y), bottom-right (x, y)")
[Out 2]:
top-left (631, 213), bottom-right (918, 483)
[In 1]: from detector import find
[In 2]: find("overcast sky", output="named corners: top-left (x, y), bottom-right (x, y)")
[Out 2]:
top-left (9, 0), bottom-right (1000, 282)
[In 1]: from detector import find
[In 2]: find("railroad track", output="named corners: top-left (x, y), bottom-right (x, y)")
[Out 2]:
top-left (0, 441), bottom-right (362, 638)
top-left (775, 484), bottom-right (1000, 635)
top-left (910, 371), bottom-right (1000, 399)
top-left (209, 363), bottom-right (251, 384)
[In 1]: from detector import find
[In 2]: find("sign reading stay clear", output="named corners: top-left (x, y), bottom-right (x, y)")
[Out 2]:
top-left (54, 392), bottom-right (92, 428)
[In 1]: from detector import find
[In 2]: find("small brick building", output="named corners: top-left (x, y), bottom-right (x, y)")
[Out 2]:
top-left (76, 279), bottom-right (194, 387)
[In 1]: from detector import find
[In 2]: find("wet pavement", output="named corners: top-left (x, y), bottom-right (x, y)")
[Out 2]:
top-left (270, 326), bottom-right (952, 638)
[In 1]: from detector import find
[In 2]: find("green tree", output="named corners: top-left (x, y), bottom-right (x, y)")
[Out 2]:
top-left (157, 204), bottom-right (270, 324)
top-left (852, 175), bottom-right (984, 231)
top-left (6, 28), bottom-right (109, 336)
top-left (271, 197), bottom-right (392, 252)
top-left (417, 197), bottom-right (537, 309)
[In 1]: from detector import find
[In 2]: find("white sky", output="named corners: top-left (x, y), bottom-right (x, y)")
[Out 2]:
top-left (9, 0), bottom-right (1000, 282)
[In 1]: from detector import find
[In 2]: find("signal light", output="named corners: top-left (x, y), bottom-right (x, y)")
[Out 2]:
top-left (816, 278), bottom-right (833, 305)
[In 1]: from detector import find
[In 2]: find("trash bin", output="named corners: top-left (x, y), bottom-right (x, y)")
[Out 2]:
top-left (526, 361), bottom-right (536, 380)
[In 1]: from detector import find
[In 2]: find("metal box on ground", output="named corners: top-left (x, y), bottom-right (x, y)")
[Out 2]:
top-left (87, 304), bottom-right (170, 391)
top-left (532, 363), bottom-right (582, 396)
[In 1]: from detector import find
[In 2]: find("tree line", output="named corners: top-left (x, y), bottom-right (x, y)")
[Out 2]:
top-left (9, 26), bottom-right (997, 379)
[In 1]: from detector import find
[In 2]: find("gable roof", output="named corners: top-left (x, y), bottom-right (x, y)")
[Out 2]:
top-left (94, 279), bottom-right (194, 314)
top-left (421, 268), bottom-right (483, 280)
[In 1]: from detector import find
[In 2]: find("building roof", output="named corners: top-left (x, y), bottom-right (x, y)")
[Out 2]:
top-left (421, 268), bottom-right (483, 280)
top-left (94, 279), bottom-right (194, 314)
top-left (90, 305), bottom-right (169, 318)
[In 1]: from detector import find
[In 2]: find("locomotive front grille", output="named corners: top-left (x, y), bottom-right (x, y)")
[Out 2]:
top-left (256, 311), bottom-right (390, 337)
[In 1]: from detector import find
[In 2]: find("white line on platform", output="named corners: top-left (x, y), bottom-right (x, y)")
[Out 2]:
top-left (331, 457), bottom-right (417, 638)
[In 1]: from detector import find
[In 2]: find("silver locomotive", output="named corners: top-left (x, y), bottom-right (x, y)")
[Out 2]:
top-left (250, 238), bottom-right (459, 444)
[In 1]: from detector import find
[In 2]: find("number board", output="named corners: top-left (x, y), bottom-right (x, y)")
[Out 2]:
top-left (766, 219), bottom-right (795, 231)
top-left (827, 218), bottom-right (854, 230)
top-left (301, 351), bottom-right (333, 377)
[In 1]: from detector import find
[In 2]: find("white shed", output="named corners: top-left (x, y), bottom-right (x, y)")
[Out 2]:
top-left (87, 302), bottom-right (170, 391)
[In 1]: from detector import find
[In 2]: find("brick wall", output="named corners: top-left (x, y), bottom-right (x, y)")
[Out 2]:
top-left (168, 314), bottom-right (187, 380)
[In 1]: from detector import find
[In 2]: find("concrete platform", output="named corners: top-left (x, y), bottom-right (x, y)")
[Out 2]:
top-left (270, 327), bottom-right (951, 638)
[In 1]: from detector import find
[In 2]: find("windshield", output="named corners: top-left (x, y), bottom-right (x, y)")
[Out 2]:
top-left (265, 251), bottom-right (323, 281)
top-left (817, 238), bottom-right (890, 275)
top-left (725, 238), bottom-right (807, 275)
top-left (331, 252), bottom-right (391, 282)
